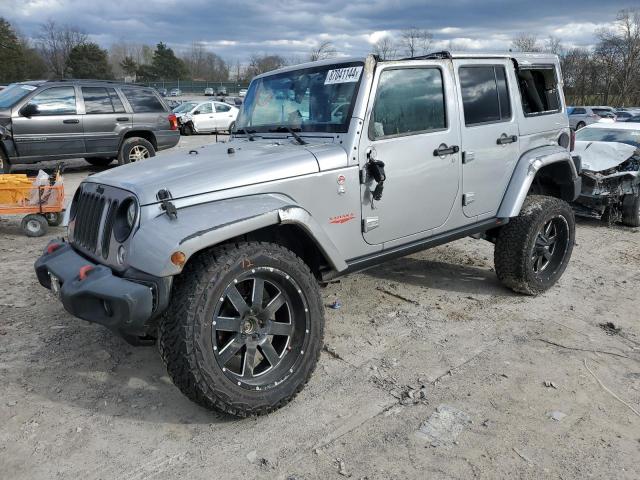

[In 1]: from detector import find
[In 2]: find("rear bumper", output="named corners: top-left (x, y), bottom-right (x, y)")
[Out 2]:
top-left (34, 240), bottom-right (167, 336)
top-left (156, 130), bottom-right (180, 151)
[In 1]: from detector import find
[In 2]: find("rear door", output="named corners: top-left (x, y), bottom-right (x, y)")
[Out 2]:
top-left (359, 60), bottom-right (461, 245)
top-left (214, 102), bottom-right (235, 130)
top-left (453, 60), bottom-right (519, 217)
top-left (11, 86), bottom-right (85, 159)
top-left (80, 86), bottom-right (131, 155)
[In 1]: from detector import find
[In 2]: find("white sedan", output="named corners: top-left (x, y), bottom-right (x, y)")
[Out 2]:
top-left (173, 101), bottom-right (239, 135)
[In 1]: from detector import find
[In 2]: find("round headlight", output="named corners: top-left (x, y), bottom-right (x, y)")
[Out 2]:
top-left (126, 201), bottom-right (136, 228)
top-left (114, 198), bottom-right (138, 242)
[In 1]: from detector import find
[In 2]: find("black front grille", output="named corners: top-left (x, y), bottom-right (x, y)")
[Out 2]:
top-left (101, 199), bottom-right (119, 258)
top-left (73, 191), bottom-right (106, 253)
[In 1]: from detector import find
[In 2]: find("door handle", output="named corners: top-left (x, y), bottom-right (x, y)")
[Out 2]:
top-left (497, 134), bottom-right (518, 145)
top-left (433, 144), bottom-right (459, 156)
top-left (116, 117), bottom-right (129, 122)
top-left (63, 119), bottom-right (79, 124)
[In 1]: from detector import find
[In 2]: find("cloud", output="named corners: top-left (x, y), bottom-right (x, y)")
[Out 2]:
top-left (2, 0), bottom-right (632, 62)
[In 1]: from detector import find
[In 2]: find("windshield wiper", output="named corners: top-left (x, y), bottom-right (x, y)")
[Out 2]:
top-left (268, 126), bottom-right (307, 145)
top-left (238, 128), bottom-right (256, 141)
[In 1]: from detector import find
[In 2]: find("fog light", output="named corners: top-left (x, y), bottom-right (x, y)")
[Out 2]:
top-left (117, 245), bottom-right (126, 265)
top-left (170, 251), bottom-right (186, 268)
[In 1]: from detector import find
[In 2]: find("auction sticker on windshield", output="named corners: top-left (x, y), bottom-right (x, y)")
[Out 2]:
top-left (325, 66), bottom-right (363, 85)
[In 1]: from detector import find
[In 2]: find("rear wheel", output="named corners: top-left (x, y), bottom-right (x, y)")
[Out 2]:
top-left (495, 195), bottom-right (575, 295)
top-left (21, 214), bottom-right (48, 237)
top-left (159, 242), bottom-right (324, 417)
top-left (85, 157), bottom-right (114, 167)
top-left (118, 137), bottom-right (155, 165)
top-left (576, 121), bottom-right (586, 130)
top-left (44, 212), bottom-right (64, 226)
top-left (228, 121), bottom-right (236, 133)
top-left (621, 193), bottom-right (640, 227)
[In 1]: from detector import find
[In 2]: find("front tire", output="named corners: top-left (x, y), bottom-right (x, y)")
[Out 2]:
top-left (621, 193), bottom-right (640, 227)
top-left (494, 195), bottom-right (575, 295)
top-left (0, 150), bottom-right (10, 174)
top-left (118, 137), bottom-right (155, 165)
top-left (159, 242), bottom-right (324, 417)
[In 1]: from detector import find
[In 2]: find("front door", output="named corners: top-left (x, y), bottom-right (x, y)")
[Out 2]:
top-left (453, 60), bottom-right (520, 217)
top-left (12, 86), bottom-right (84, 160)
top-left (192, 102), bottom-right (214, 131)
top-left (359, 61), bottom-right (461, 245)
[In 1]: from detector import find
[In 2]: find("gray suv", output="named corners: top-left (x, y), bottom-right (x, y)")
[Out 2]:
top-left (36, 52), bottom-right (580, 417)
top-left (0, 80), bottom-right (180, 172)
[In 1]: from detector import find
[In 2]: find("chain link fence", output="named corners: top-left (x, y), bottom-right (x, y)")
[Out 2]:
top-left (144, 80), bottom-right (250, 95)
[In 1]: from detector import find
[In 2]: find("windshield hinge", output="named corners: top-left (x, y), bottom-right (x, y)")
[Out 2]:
top-left (157, 189), bottom-right (177, 220)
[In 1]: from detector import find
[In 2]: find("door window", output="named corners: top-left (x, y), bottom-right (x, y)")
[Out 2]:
top-left (82, 87), bottom-right (126, 114)
top-left (29, 87), bottom-right (77, 115)
top-left (215, 103), bottom-right (231, 112)
top-left (370, 68), bottom-right (446, 140)
top-left (196, 103), bottom-right (213, 114)
top-left (121, 88), bottom-right (166, 113)
top-left (459, 66), bottom-right (511, 126)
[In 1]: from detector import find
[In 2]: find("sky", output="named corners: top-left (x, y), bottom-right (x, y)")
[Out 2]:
top-left (1, 0), bottom-right (636, 62)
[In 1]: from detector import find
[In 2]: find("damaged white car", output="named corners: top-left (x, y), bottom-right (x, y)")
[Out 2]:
top-left (573, 123), bottom-right (640, 226)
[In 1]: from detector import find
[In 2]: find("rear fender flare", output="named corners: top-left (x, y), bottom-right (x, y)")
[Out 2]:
top-left (497, 146), bottom-right (580, 218)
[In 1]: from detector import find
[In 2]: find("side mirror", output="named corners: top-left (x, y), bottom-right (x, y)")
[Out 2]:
top-left (20, 103), bottom-right (39, 118)
top-left (193, 110), bottom-right (201, 115)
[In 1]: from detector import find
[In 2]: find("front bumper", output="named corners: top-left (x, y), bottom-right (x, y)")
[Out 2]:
top-left (34, 240), bottom-right (161, 336)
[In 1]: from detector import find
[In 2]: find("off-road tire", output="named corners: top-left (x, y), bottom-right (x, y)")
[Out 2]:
top-left (576, 121), bottom-right (586, 130)
top-left (0, 150), bottom-right (10, 174)
top-left (158, 242), bottom-right (324, 417)
top-left (621, 193), bottom-right (640, 227)
top-left (85, 157), bottom-right (114, 167)
top-left (21, 214), bottom-right (48, 237)
top-left (118, 137), bottom-right (155, 166)
top-left (495, 195), bottom-right (575, 295)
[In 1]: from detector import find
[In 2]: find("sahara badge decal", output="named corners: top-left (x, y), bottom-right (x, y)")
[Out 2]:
top-left (329, 213), bottom-right (356, 224)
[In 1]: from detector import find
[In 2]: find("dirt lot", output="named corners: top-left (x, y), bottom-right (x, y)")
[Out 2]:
top-left (1, 137), bottom-right (639, 479)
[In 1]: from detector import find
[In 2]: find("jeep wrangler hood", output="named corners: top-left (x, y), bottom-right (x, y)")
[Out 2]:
top-left (87, 140), bottom-right (333, 205)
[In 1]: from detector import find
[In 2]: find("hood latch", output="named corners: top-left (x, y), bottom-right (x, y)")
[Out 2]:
top-left (157, 189), bottom-right (178, 220)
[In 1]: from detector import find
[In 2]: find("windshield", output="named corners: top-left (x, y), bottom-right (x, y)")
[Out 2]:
top-left (0, 83), bottom-right (38, 109)
top-left (173, 102), bottom-right (197, 113)
top-left (236, 61), bottom-right (364, 133)
top-left (576, 127), bottom-right (640, 148)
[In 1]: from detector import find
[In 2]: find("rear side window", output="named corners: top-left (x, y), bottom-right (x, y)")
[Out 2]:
top-left (517, 67), bottom-right (561, 116)
top-left (121, 88), bottom-right (166, 113)
top-left (29, 87), bottom-right (77, 115)
top-left (82, 87), bottom-right (126, 114)
top-left (459, 65), bottom-right (511, 126)
top-left (370, 68), bottom-right (446, 139)
top-left (571, 107), bottom-right (586, 115)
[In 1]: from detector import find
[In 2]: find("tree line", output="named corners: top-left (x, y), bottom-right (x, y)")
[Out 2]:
top-left (1, 9), bottom-right (638, 106)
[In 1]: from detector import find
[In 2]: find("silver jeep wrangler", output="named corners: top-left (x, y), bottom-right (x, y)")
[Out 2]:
top-left (35, 52), bottom-right (581, 416)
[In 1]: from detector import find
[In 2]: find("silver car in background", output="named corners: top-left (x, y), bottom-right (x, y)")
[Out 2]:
top-left (568, 106), bottom-right (616, 129)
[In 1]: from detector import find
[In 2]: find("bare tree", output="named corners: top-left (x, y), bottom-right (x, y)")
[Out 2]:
top-left (511, 33), bottom-right (541, 52)
top-left (372, 37), bottom-right (397, 60)
top-left (36, 20), bottom-right (87, 77)
top-left (400, 27), bottom-right (432, 57)
top-left (309, 41), bottom-right (337, 61)
top-left (544, 35), bottom-right (563, 55)
top-left (246, 54), bottom-right (287, 77)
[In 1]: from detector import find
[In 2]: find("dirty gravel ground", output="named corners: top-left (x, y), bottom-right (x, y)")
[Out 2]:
top-left (1, 136), bottom-right (639, 480)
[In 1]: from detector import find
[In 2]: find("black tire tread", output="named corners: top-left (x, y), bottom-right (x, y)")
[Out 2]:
top-left (158, 241), bottom-right (323, 417)
top-left (495, 195), bottom-right (575, 295)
